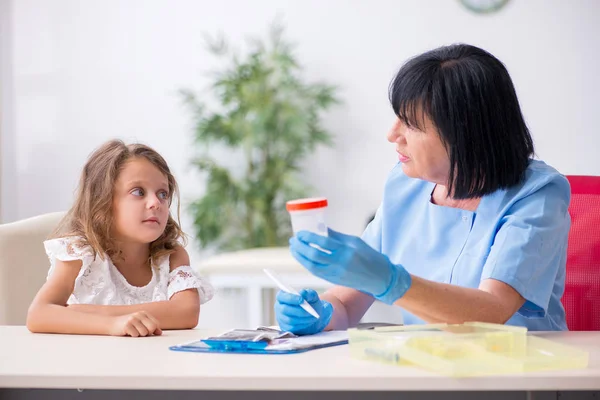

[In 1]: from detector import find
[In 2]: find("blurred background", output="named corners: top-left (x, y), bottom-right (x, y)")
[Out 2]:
top-left (1, 0), bottom-right (599, 328)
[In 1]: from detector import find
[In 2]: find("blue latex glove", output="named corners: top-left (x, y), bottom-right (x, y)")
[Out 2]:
top-left (289, 228), bottom-right (412, 305)
top-left (275, 288), bottom-right (333, 335)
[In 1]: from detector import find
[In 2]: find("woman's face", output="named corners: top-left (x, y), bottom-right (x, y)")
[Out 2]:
top-left (387, 116), bottom-right (450, 184)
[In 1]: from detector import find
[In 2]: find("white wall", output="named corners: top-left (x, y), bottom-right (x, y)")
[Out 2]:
top-left (2, 0), bottom-right (599, 326)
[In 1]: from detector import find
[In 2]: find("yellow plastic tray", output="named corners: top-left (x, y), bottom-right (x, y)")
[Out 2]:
top-left (348, 322), bottom-right (588, 377)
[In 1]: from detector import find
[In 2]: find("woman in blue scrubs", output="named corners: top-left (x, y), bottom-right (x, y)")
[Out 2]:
top-left (275, 44), bottom-right (570, 333)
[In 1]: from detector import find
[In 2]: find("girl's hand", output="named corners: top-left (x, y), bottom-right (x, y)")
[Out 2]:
top-left (109, 311), bottom-right (162, 337)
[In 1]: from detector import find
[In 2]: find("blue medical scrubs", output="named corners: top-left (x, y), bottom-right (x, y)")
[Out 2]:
top-left (362, 160), bottom-right (570, 331)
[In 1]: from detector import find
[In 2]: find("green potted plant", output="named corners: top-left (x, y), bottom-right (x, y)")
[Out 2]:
top-left (181, 22), bottom-right (340, 252)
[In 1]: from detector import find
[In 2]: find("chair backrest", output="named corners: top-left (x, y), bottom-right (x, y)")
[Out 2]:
top-left (0, 212), bottom-right (65, 325)
top-left (562, 176), bottom-right (600, 331)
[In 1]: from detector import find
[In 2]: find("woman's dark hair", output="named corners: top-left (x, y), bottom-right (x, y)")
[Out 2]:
top-left (389, 43), bottom-right (534, 199)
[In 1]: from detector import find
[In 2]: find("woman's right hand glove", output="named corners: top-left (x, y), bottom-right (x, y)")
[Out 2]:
top-left (275, 288), bottom-right (333, 335)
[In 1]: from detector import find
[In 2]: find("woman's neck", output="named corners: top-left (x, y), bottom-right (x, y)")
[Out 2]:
top-left (431, 184), bottom-right (481, 211)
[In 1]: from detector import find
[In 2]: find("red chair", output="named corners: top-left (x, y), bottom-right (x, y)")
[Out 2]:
top-left (561, 176), bottom-right (600, 331)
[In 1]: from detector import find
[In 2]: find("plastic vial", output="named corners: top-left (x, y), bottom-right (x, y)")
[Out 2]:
top-left (285, 197), bottom-right (328, 237)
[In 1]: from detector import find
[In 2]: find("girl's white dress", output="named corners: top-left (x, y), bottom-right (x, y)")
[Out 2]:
top-left (43, 237), bottom-right (214, 305)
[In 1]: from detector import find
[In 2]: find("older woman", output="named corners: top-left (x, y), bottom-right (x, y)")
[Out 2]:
top-left (275, 44), bottom-right (570, 334)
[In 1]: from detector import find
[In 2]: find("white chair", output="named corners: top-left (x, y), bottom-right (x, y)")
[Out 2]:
top-left (197, 247), bottom-right (331, 328)
top-left (0, 212), bottom-right (65, 325)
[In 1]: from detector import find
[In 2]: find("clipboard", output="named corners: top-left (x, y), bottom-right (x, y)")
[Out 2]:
top-left (169, 329), bottom-right (349, 355)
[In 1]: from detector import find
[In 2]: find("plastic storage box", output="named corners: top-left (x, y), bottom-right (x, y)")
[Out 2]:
top-left (348, 322), bottom-right (589, 377)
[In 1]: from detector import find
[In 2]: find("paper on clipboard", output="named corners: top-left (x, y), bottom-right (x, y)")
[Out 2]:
top-left (267, 330), bottom-right (348, 351)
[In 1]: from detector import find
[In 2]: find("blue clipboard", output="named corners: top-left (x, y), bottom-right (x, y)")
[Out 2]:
top-left (169, 332), bottom-right (349, 355)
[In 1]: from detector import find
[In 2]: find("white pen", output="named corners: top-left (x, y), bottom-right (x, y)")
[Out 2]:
top-left (263, 268), bottom-right (320, 319)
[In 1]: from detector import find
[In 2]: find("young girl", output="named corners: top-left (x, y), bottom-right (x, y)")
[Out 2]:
top-left (27, 139), bottom-right (214, 337)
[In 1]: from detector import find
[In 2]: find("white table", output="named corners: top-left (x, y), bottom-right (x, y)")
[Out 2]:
top-left (198, 247), bottom-right (332, 327)
top-left (0, 326), bottom-right (599, 400)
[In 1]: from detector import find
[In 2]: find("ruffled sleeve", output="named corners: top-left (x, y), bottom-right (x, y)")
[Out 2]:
top-left (167, 266), bottom-right (214, 304)
top-left (43, 237), bottom-right (94, 279)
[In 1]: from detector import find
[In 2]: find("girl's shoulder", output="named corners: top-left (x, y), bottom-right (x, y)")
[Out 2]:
top-left (152, 246), bottom-right (189, 274)
top-left (151, 246), bottom-right (214, 305)
top-left (43, 236), bottom-right (107, 286)
top-left (43, 236), bottom-right (96, 263)
top-left (167, 246), bottom-right (190, 272)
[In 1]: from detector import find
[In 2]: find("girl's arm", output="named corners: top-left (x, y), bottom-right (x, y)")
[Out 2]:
top-left (27, 258), bottom-right (113, 334)
top-left (26, 260), bottom-right (160, 336)
top-left (68, 247), bottom-right (200, 329)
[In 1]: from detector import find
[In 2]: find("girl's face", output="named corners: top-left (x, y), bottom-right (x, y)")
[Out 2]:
top-left (387, 116), bottom-right (450, 185)
top-left (111, 158), bottom-right (170, 244)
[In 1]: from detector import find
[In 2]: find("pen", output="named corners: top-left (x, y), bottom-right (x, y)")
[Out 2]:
top-left (263, 268), bottom-right (320, 319)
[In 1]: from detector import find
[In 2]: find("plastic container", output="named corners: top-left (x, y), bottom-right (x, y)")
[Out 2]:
top-left (348, 322), bottom-right (589, 377)
top-left (286, 197), bottom-right (328, 236)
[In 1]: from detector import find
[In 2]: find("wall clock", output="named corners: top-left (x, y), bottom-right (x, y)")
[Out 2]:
top-left (459, 0), bottom-right (510, 14)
